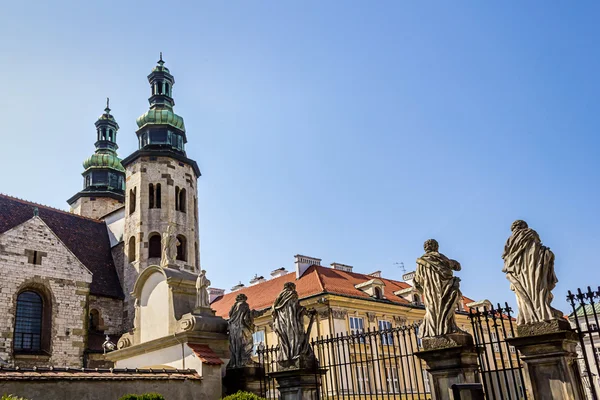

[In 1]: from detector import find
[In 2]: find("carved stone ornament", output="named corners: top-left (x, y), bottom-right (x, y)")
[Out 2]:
top-left (117, 336), bottom-right (132, 350)
top-left (393, 316), bottom-right (407, 326)
top-left (366, 312), bottom-right (376, 323)
top-left (179, 316), bottom-right (195, 332)
top-left (331, 309), bottom-right (348, 320)
top-left (502, 220), bottom-right (564, 326)
top-left (414, 239), bottom-right (462, 338)
top-left (318, 309), bottom-right (331, 320)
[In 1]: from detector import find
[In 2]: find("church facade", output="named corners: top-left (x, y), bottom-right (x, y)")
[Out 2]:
top-left (0, 56), bottom-right (201, 368)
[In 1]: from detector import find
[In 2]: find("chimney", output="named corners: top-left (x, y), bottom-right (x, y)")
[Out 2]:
top-left (270, 267), bottom-right (289, 279)
top-left (368, 271), bottom-right (382, 278)
top-left (231, 281), bottom-right (245, 292)
top-left (207, 288), bottom-right (225, 303)
top-left (402, 271), bottom-right (416, 287)
top-left (295, 254), bottom-right (321, 279)
top-left (250, 274), bottom-right (266, 285)
top-left (331, 262), bottom-right (353, 273)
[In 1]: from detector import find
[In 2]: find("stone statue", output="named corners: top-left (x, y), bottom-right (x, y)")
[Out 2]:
top-left (227, 293), bottom-right (265, 369)
top-left (272, 282), bottom-right (316, 368)
top-left (414, 239), bottom-right (462, 338)
top-left (502, 220), bottom-right (563, 325)
top-left (195, 270), bottom-right (210, 309)
top-left (160, 224), bottom-right (179, 268)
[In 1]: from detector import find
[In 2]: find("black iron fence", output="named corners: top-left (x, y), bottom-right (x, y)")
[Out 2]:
top-left (257, 324), bottom-right (431, 399)
top-left (468, 304), bottom-right (527, 400)
top-left (567, 286), bottom-right (600, 400)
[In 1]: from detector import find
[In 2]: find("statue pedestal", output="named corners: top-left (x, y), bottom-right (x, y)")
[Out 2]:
top-left (224, 365), bottom-right (264, 396)
top-left (269, 368), bottom-right (326, 400)
top-left (507, 320), bottom-right (586, 400)
top-left (415, 333), bottom-right (480, 400)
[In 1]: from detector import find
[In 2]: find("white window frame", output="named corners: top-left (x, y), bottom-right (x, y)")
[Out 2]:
top-left (422, 370), bottom-right (431, 393)
top-left (490, 331), bottom-right (500, 352)
top-left (385, 366), bottom-right (399, 393)
top-left (378, 320), bottom-right (393, 345)
top-left (355, 365), bottom-right (370, 394)
top-left (252, 330), bottom-right (265, 355)
top-left (350, 316), bottom-right (365, 343)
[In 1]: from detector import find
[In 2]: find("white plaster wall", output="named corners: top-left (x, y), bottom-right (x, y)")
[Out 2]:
top-left (104, 208), bottom-right (125, 247)
top-left (140, 272), bottom-right (170, 343)
top-left (114, 343), bottom-right (201, 372)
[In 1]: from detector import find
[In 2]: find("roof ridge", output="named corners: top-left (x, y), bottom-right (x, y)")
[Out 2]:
top-left (0, 192), bottom-right (103, 223)
top-left (313, 265), bottom-right (326, 292)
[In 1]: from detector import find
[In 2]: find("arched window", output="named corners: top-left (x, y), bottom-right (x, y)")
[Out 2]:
top-left (413, 294), bottom-right (421, 305)
top-left (165, 82), bottom-right (170, 96)
top-left (108, 129), bottom-right (113, 141)
top-left (175, 187), bottom-right (180, 211)
top-left (128, 236), bottom-right (136, 262)
top-left (152, 83), bottom-right (156, 95)
top-left (158, 82), bottom-right (163, 95)
top-left (374, 287), bottom-right (383, 299)
top-left (179, 188), bottom-right (186, 213)
top-left (155, 184), bottom-right (161, 208)
top-left (129, 187), bottom-right (136, 215)
top-left (89, 309), bottom-right (100, 332)
top-left (14, 291), bottom-right (45, 352)
top-left (149, 184), bottom-right (155, 209)
top-left (101, 128), bottom-right (107, 140)
top-left (148, 233), bottom-right (161, 258)
top-left (176, 235), bottom-right (187, 261)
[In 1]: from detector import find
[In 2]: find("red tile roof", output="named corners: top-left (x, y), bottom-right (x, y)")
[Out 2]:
top-left (187, 343), bottom-right (223, 365)
top-left (0, 194), bottom-right (124, 299)
top-left (211, 265), bottom-right (416, 318)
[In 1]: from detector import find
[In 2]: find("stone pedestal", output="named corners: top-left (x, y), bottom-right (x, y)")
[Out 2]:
top-left (415, 333), bottom-right (480, 400)
top-left (269, 368), bottom-right (325, 400)
top-left (507, 320), bottom-right (586, 400)
top-left (224, 365), bottom-right (264, 396)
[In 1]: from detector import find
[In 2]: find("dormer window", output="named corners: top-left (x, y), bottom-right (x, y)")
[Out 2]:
top-left (355, 278), bottom-right (385, 299)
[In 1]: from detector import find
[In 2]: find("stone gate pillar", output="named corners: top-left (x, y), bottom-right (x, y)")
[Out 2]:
top-left (507, 320), bottom-right (586, 400)
top-left (415, 332), bottom-right (481, 400)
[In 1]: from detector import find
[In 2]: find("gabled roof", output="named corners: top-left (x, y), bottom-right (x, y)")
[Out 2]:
top-left (0, 194), bottom-right (124, 299)
top-left (211, 264), bottom-right (477, 319)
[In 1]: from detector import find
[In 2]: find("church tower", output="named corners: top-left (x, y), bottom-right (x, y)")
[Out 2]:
top-left (68, 100), bottom-right (126, 219)
top-left (120, 55), bottom-right (201, 328)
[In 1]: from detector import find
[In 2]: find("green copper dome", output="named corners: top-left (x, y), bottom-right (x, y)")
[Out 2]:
top-left (83, 153), bottom-right (125, 172)
top-left (136, 108), bottom-right (186, 132)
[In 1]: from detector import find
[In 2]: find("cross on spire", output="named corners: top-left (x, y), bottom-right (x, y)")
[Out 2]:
top-left (158, 52), bottom-right (164, 66)
top-left (105, 97), bottom-right (111, 113)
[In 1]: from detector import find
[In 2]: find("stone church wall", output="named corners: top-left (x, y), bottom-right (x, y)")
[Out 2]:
top-left (0, 217), bottom-right (92, 367)
top-left (88, 295), bottom-right (124, 335)
top-left (70, 196), bottom-right (124, 220)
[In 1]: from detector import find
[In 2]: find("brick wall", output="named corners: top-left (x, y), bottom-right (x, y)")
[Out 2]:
top-left (0, 217), bottom-right (93, 367)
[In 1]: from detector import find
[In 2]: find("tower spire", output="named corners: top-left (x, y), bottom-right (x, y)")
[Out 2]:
top-left (105, 97), bottom-right (110, 113)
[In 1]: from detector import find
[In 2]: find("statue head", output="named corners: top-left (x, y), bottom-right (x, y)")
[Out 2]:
top-left (283, 282), bottom-right (296, 291)
top-left (424, 239), bottom-right (439, 253)
top-left (201, 269), bottom-right (206, 275)
top-left (236, 293), bottom-right (248, 303)
top-left (511, 220), bottom-right (528, 232)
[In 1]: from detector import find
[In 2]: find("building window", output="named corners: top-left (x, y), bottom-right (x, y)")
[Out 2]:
top-left (385, 367), bottom-right (399, 393)
top-left (89, 309), bottom-right (101, 332)
top-left (378, 320), bottom-right (393, 345)
top-left (349, 316), bottom-right (365, 343)
top-left (179, 188), bottom-right (186, 213)
top-left (176, 235), bottom-right (187, 261)
top-left (14, 291), bottom-right (45, 353)
top-left (128, 236), bottom-right (136, 262)
top-left (149, 184), bottom-right (155, 209)
top-left (175, 187), bottom-right (180, 211)
top-left (148, 233), bottom-right (161, 258)
top-left (415, 325), bottom-right (422, 347)
top-left (374, 287), bottom-right (383, 299)
top-left (507, 331), bottom-right (516, 353)
top-left (423, 370), bottom-right (431, 392)
top-left (129, 187), bottom-right (136, 214)
top-left (252, 330), bottom-right (265, 355)
top-left (355, 365), bottom-right (370, 394)
top-left (165, 82), bottom-right (170, 96)
top-left (412, 294), bottom-right (421, 306)
top-left (490, 331), bottom-right (500, 352)
top-left (155, 183), bottom-right (161, 208)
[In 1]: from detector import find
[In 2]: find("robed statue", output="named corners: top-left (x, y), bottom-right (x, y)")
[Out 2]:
top-left (227, 293), bottom-right (265, 369)
top-left (502, 220), bottom-right (563, 325)
top-left (195, 270), bottom-right (210, 309)
top-left (160, 225), bottom-right (179, 268)
top-left (414, 239), bottom-right (462, 337)
top-left (272, 282), bottom-right (316, 368)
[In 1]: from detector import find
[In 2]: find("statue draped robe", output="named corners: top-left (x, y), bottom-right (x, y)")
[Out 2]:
top-left (196, 273), bottom-right (210, 308)
top-left (502, 227), bottom-right (561, 324)
top-left (272, 288), bottom-right (312, 363)
top-left (228, 300), bottom-right (255, 368)
top-left (414, 251), bottom-right (462, 337)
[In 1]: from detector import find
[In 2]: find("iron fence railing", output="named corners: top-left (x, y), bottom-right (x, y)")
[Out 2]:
top-left (468, 304), bottom-right (527, 400)
top-left (257, 324), bottom-right (431, 399)
top-left (567, 286), bottom-right (600, 400)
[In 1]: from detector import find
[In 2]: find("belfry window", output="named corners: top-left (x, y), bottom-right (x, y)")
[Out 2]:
top-left (165, 82), bottom-right (170, 96)
top-left (155, 184), bottom-right (161, 208)
top-left (176, 235), bottom-right (187, 261)
top-left (179, 188), bottom-right (186, 213)
top-left (129, 187), bottom-right (137, 215)
top-left (149, 184), bottom-right (155, 209)
top-left (14, 291), bottom-right (45, 353)
top-left (128, 236), bottom-right (136, 262)
top-left (148, 233), bottom-right (161, 258)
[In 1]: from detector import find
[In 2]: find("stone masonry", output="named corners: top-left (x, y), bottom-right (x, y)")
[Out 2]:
top-left (69, 196), bottom-right (124, 221)
top-left (0, 217), bottom-right (93, 367)
top-left (122, 155), bottom-right (200, 331)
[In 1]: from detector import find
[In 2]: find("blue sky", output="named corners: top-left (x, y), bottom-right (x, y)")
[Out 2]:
top-left (1, 1), bottom-right (599, 313)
